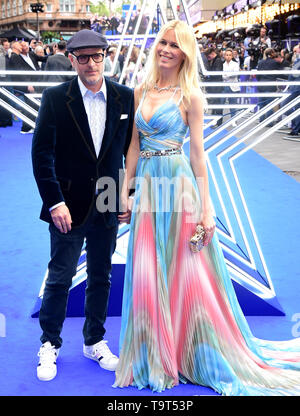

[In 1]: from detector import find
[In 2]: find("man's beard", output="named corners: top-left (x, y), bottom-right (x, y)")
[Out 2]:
top-left (83, 72), bottom-right (103, 86)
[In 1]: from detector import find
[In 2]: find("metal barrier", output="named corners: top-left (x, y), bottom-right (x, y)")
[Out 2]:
top-left (24, 0), bottom-right (300, 316)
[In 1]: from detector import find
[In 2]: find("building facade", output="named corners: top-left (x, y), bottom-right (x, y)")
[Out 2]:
top-left (0, 0), bottom-right (92, 36)
top-left (187, 0), bottom-right (233, 24)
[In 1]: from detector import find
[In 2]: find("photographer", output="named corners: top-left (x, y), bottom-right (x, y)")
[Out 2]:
top-left (204, 47), bottom-right (224, 127)
top-left (243, 27), bottom-right (257, 58)
top-left (254, 27), bottom-right (271, 50)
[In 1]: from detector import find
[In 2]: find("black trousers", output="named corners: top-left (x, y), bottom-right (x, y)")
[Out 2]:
top-left (206, 86), bottom-right (223, 126)
top-left (21, 94), bottom-right (38, 132)
top-left (39, 204), bottom-right (118, 348)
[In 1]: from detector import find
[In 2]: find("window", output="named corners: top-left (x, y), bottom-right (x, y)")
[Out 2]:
top-left (12, 0), bottom-right (16, 16)
top-left (86, 4), bottom-right (90, 12)
top-left (2, 2), bottom-right (5, 18)
top-left (46, 3), bottom-right (52, 12)
top-left (18, 0), bottom-right (23, 14)
top-left (7, 0), bottom-right (10, 17)
top-left (59, 0), bottom-right (75, 12)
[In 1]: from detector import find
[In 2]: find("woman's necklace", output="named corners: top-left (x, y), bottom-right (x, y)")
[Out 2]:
top-left (153, 84), bottom-right (179, 93)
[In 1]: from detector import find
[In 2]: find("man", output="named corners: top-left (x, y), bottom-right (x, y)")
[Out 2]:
top-left (29, 38), bottom-right (38, 53)
top-left (254, 27), bottom-right (271, 49)
top-left (0, 41), bottom-right (12, 126)
top-left (281, 44), bottom-right (300, 140)
top-left (20, 40), bottom-right (40, 71)
top-left (204, 47), bottom-right (224, 127)
top-left (44, 42), bottom-right (58, 58)
top-left (31, 29), bottom-right (134, 381)
top-left (18, 40), bottom-right (40, 133)
top-left (256, 48), bottom-right (281, 126)
top-left (118, 45), bottom-right (127, 72)
top-left (1, 38), bottom-right (11, 57)
top-left (222, 48), bottom-right (240, 98)
top-left (243, 29), bottom-right (253, 58)
top-left (7, 40), bottom-right (23, 66)
top-left (104, 46), bottom-right (121, 82)
top-left (8, 40), bottom-right (37, 133)
top-left (109, 14), bottom-right (119, 35)
top-left (222, 48), bottom-right (240, 126)
top-left (44, 40), bottom-right (74, 82)
top-left (274, 51), bottom-right (291, 71)
top-left (232, 48), bottom-right (244, 69)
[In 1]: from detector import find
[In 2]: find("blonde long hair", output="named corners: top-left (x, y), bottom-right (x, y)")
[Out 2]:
top-left (141, 20), bottom-right (200, 105)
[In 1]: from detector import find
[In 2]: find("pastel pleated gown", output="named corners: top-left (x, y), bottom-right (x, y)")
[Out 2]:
top-left (113, 89), bottom-right (300, 395)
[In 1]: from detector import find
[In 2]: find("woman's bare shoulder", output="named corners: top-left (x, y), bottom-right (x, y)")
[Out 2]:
top-left (190, 88), bottom-right (205, 104)
top-left (186, 88), bottom-right (205, 114)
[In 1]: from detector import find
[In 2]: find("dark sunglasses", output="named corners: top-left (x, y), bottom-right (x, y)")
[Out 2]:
top-left (71, 52), bottom-right (105, 65)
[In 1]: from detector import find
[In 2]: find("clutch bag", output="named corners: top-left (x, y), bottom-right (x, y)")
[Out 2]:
top-left (190, 224), bottom-right (206, 253)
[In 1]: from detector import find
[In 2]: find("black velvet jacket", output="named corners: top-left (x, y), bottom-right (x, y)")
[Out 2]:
top-left (32, 76), bottom-right (134, 228)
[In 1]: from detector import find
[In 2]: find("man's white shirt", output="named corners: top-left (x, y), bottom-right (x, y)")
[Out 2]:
top-left (78, 76), bottom-right (107, 157)
top-left (222, 60), bottom-right (240, 92)
top-left (20, 53), bottom-right (37, 70)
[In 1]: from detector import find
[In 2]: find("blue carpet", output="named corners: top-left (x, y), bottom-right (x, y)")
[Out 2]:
top-left (0, 121), bottom-right (299, 396)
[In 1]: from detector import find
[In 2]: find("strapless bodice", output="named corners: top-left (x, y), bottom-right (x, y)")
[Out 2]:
top-left (135, 94), bottom-right (189, 153)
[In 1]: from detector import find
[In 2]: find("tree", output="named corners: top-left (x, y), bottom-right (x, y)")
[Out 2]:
top-left (41, 31), bottom-right (60, 43)
top-left (90, 1), bottom-right (110, 17)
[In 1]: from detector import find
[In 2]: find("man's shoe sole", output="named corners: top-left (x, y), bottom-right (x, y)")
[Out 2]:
top-left (37, 368), bottom-right (57, 381)
top-left (83, 351), bottom-right (118, 371)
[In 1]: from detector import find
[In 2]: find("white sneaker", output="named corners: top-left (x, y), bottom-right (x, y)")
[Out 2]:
top-left (231, 121), bottom-right (237, 127)
top-left (37, 341), bottom-right (59, 381)
top-left (20, 129), bottom-right (34, 134)
top-left (83, 340), bottom-right (119, 371)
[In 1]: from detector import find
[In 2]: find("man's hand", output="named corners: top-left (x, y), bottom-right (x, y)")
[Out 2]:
top-left (28, 85), bottom-right (35, 93)
top-left (51, 205), bottom-right (72, 233)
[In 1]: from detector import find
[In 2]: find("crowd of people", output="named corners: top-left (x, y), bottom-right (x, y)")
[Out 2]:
top-left (0, 37), bottom-right (74, 131)
top-left (29, 21), bottom-right (300, 397)
top-left (198, 26), bottom-right (300, 138)
top-left (0, 35), bottom-right (149, 133)
top-left (0, 23), bottom-right (299, 139)
top-left (90, 11), bottom-right (159, 36)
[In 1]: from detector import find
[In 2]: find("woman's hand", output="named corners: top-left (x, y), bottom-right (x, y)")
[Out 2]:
top-left (200, 211), bottom-right (216, 246)
top-left (118, 196), bottom-right (133, 224)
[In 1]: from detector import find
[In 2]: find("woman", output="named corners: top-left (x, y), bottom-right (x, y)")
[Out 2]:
top-left (34, 45), bottom-right (45, 69)
top-left (124, 46), bottom-right (139, 87)
top-left (114, 20), bottom-right (300, 395)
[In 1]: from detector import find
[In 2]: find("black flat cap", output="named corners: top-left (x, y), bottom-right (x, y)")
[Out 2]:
top-left (67, 29), bottom-right (108, 52)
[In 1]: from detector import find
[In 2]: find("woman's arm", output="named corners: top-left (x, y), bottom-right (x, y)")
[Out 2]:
top-left (118, 85), bottom-right (142, 223)
top-left (187, 90), bottom-right (216, 244)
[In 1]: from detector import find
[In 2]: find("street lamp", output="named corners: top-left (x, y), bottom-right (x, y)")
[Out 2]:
top-left (30, 3), bottom-right (44, 41)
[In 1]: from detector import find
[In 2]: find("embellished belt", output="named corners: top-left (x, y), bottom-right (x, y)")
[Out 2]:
top-left (140, 148), bottom-right (182, 158)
